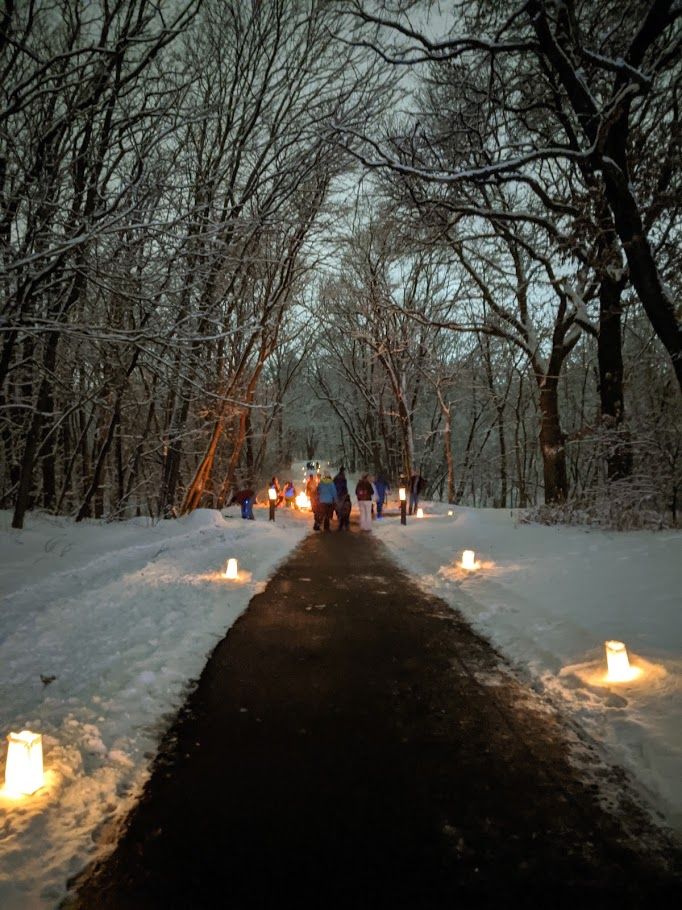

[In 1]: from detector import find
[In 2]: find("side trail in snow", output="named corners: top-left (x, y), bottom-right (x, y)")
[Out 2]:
top-left (70, 526), bottom-right (681, 908)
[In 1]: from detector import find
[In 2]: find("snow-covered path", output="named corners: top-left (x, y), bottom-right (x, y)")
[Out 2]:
top-left (0, 507), bottom-right (308, 909)
top-left (1, 499), bottom-right (680, 908)
top-left (375, 505), bottom-right (682, 835)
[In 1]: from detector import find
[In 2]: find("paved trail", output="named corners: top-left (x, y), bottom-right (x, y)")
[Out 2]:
top-left (71, 527), bottom-right (681, 909)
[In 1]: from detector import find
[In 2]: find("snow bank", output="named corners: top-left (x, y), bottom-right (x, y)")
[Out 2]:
top-left (374, 503), bottom-right (682, 834)
top-left (0, 506), bottom-right (308, 909)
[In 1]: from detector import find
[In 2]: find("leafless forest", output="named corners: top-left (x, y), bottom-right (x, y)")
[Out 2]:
top-left (1, 0), bottom-right (680, 530)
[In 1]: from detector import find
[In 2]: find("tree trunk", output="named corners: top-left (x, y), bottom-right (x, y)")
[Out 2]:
top-left (159, 394), bottom-right (192, 518)
top-left (11, 333), bottom-right (59, 528)
top-left (41, 435), bottom-right (56, 511)
top-left (216, 413), bottom-right (248, 509)
top-left (598, 268), bottom-right (631, 480)
top-left (75, 399), bottom-right (120, 522)
top-left (443, 408), bottom-right (455, 504)
top-left (181, 414), bottom-right (225, 515)
top-left (538, 376), bottom-right (568, 504)
top-left (602, 172), bottom-right (682, 390)
top-left (497, 407), bottom-right (507, 508)
top-left (245, 409), bottom-right (254, 481)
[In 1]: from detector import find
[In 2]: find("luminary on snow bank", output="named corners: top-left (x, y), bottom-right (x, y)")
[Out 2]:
top-left (295, 492), bottom-right (310, 510)
top-left (416, 508), bottom-right (424, 518)
top-left (448, 510), bottom-right (453, 516)
top-left (5, 730), bottom-right (44, 795)
top-left (399, 487), bottom-right (406, 501)
top-left (225, 558), bottom-right (238, 580)
top-left (461, 549), bottom-right (477, 571)
top-left (605, 640), bottom-right (636, 682)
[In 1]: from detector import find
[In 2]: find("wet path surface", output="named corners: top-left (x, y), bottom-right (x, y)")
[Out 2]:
top-left (71, 527), bottom-right (681, 908)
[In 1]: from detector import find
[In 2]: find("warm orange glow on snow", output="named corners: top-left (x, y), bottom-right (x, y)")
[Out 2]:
top-left (4, 731), bottom-right (44, 796)
top-left (605, 640), bottom-right (642, 683)
top-left (295, 492), bottom-right (311, 510)
top-left (461, 550), bottom-right (479, 571)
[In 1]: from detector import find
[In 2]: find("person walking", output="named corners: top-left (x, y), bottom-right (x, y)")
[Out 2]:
top-left (270, 476), bottom-right (283, 507)
top-left (337, 493), bottom-right (351, 531)
top-left (283, 481), bottom-right (295, 507)
top-left (374, 471), bottom-right (390, 519)
top-left (315, 471), bottom-right (336, 531)
top-left (306, 473), bottom-right (320, 524)
top-left (409, 471), bottom-right (425, 516)
top-left (228, 488), bottom-right (256, 520)
top-left (355, 473), bottom-right (374, 531)
top-left (333, 466), bottom-right (348, 500)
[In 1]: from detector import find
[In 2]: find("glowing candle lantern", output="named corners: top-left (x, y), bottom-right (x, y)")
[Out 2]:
top-left (605, 640), bottom-right (633, 682)
top-left (461, 549), bottom-right (477, 571)
top-left (5, 730), bottom-right (44, 795)
top-left (448, 510), bottom-right (453, 516)
top-left (416, 508), bottom-right (424, 518)
top-left (399, 487), bottom-right (406, 501)
top-left (225, 558), bottom-right (238, 580)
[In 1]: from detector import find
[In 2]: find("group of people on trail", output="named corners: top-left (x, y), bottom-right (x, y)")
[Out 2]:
top-left (306, 466), bottom-right (414, 533)
top-left (227, 465), bottom-right (427, 526)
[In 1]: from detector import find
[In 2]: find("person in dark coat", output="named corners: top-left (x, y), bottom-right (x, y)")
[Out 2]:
top-left (337, 493), bottom-right (351, 531)
top-left (228, 488), bottom-right (256, 520)
top-left (333, 466), bottom-right (348, 500)
top-left (355, 473), bottom-right (374, 531)
top-left (409, 472), bottom-right (426, 516)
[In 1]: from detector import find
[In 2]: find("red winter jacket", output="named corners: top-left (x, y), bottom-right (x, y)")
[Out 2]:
top-left (355, 480), bottom-right (374, 501)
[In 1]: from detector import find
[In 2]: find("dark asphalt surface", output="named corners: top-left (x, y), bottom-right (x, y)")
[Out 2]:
top-left (70, 523), bottom-right (681, 909)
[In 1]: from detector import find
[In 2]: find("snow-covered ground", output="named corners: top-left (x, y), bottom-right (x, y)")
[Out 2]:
top-left (374, 502), bottom-right (682, 836)
top-left (1, 481), bottom-right (680, 908)
top-left (0, 504), bottom-right (308, 909)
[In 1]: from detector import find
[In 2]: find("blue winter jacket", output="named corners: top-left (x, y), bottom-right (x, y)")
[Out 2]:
top-left (317, 479), bottom-right (337, 505)
top-left (374, 479), bottom-right (389, 501)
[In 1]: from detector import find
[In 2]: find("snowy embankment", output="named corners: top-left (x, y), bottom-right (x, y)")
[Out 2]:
top-left (375, 504), bottom-right (682, 836)
top-left (0, 506), bottom-right (308, 910)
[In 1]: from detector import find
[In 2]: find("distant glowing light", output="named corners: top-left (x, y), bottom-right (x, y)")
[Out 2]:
top-left (448, 510), bottom-right (453, 516)
top-left (225, 558), bottom-right (238, 580)
top-left (5, 730), bottom-right (44, 796)
top-left (605, 640), bottom-right (640, 682)
top-left (295, 492), bottom-right (311, 510)
top-left (416, 508), bottom-right (424, 518)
